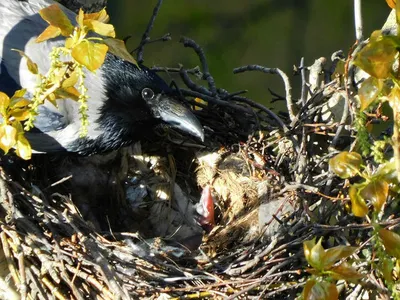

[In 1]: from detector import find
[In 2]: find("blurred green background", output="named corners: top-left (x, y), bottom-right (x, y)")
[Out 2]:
top-left (107, 1), bottom-right (389, 108)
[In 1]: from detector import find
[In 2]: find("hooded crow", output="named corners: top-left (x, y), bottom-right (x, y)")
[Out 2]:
top-left (0, 0), bottom-right (204, 155)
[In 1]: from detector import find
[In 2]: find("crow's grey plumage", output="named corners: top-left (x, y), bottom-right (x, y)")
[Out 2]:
top-left (0, 0), bottom-right (204, 155)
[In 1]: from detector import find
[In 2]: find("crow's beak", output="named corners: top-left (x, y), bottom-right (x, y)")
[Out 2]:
top-left (154, 96), bottom-right (204, 142)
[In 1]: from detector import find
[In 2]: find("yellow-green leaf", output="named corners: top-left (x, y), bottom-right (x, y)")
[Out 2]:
top-left (39, 4), bottom-right (74, 36)
top-left (65, 37), bottom-right (74, 49)
top-left (303, 279), bottom-right (338, 300)
top-left (323, 246), bottom-right (357, 269)
top-left (55, 87), bottom-right (80, 101)
top-left (10, 98), bottom-right (31, 121)
top-left (11, 89), bottom-right (27, 100)
top-left (349, 185), bottom-right (369, 217)
top-left (84, 20), bottom-right (115, 37)
top-left (0, 125), bottom-right (17, 154)
top-left (61, 70), bottom-right (79, 88)
top-left (382, 257), bottom-right (394, 283)
top-left (329, 152), bottom-right (363, 179)
top-left (397, 0), bottom-right (400, 26)
top-left (12, 49), bottom-right (38, 74)
top-left (379, 229), bottom-right (400, 259)
top-left (102, 38), bottom-right (138, 67)
top-left (0, 92), bottom-right (10, 117)
top-left (71, 40), bottom-right (108, 71)
top-left (329, 262), bottom-right (364, 281)
top-left (84, 8), bottom-right (110, 23)
top-left (304, 238), bottom-right (325, 270)
top-left (36, 25), bottom-right (62, 43)
top-left (354, 32), bottom-right (397, 79)
top-left (77, 8), bottom-right (84, 29)
top-left (15, 133), bottom-right (32, 160)
top-left (359, 77), bottom-right (383, 111)
top-left (360, 180), bottom-right (389, 212)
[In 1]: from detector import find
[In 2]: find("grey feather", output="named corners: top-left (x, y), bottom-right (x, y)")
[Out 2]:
top-left (0, 0), bottom-right (108, 152)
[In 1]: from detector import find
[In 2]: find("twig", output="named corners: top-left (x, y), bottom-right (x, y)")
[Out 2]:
top-left (233, 64), bottom-right (295, 121)
top-left (151, 65), bottom-right (203, 79)
top-left (136, 0), bottom-right (164, 64)
top-left (300, 57), bottom-right (308, 105)
top-left (180, 37), bottom-right (217, 95)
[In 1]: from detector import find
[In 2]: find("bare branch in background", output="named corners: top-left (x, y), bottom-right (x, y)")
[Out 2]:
top-left (354, 0), bottom-right (363, 41)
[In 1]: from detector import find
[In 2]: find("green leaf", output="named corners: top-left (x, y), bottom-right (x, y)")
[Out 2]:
top-left (379, 229), bottom-right (400, 259)
top-left (102, 38), bottom-right (138, 67)
top-left (303, 280), bottom-right (338, 300)
top-left (329, 262), bottom-right (364, 281)
top-left (358, 77), bottom-right (383, 111)
top-left (323, 246), bottom-right (357, 269)
top-left (304, 238), bottom-right (325, 270)
top-left (354, 32), bottom-right (397, 79)
top-left (360, 180), bottom-right (389, 212)
top-left (349, 185), bottom-right (368, 218)
top-left (329, 152), bottom-right (362, 179)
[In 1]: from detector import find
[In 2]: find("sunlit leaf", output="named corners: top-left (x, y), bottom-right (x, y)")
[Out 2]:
top-left (379, 229), bottom-right (400, 259)
top-left (0, 92), bottom-right (10, 117)
top-left (39, 4), bottom-right (73, 36)
top-left (11, 89), bottom-right (27, 100)
top-left (389, 86), bottom-right (400, 183)
top-left (77, 8), bottom-right (84, 29)
top-left (71, 40), bottom-right (108, 71)
top-left (55, 87), bottom-right (80, 101)
top-left (360, 180), bottom-right (389, 212)
top-left (102, 38), bottom-right (138, 66)
top-left (329, 262), bottom-right (364, 281)
top-left (65, 37), bottom-right (74, 49)
top-left (61, 70), bottom-right (79, 88)
top-left (304, 238), bottom-right (325, 270)
top-left (303, 279), bottom-right (338, 300)
top-left (349, 185), bottom-right (368, 217)
top-left (329, 152), bottom-right (362, 179)
top-left (397, 0), bottom-right (400, 26)
top-left (359, 77), bottom-right (383, 111)
top-left (10, 98), bottom-right (31, 121)
top-left (386, 0), bottom-right (396, 9)
top-left (323, 246), bottom-right (357, 269)
top-left (85, 20), bottom-right (115, 37)
top-left (84, 8), bottom-right (110, 23)
top-left (36, 25), bottom-right (62, 43)
top-left (354, 32), bottom-right (397, 79)
top-left (0, 125), bottom-right (17, 154)
top-left (382, 257), bottom-right (394, 283)
top-left (15, 133), bottom-right (32, 160)
top-left (12, 49), bottom-right (38, 74)
top-left (194, 97), bottom-right (207, 110)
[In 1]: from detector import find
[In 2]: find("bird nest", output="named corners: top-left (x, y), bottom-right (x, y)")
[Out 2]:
top-left (0, 2), bottom-right (396, 299)
top-left (0, 45), bottom-right (374, 299)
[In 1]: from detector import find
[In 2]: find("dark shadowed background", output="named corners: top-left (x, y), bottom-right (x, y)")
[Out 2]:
top-left (107, 1), bottom-right (389, 109)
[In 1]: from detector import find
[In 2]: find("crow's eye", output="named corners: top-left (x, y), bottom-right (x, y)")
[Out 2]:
top-left (142, 88), bottom-right (155, 101)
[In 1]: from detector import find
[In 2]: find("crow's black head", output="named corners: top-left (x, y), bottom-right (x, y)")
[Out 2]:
top-left (78, 54), bottom-right (204, 154)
